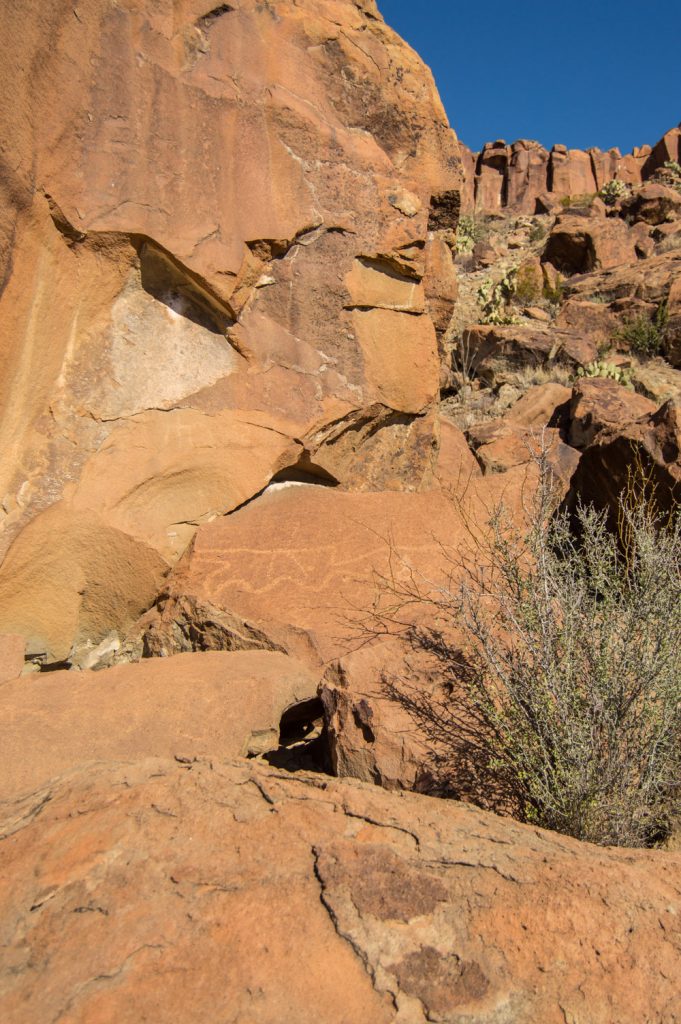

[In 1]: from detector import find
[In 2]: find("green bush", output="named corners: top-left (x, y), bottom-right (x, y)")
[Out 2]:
top-left (512, 263), bottom-right (543, 305)
top-left (529, 223), bottom-right (548, 244)
top-left (615, 302), bottom-right (668, 357)
top-left (476, 274), bottom-right (518, 325)
top-left (381, 453), bottom-right (681, 847)
top-left (542, 273), bottom-right (564, 306)
top-left (560, 193), bottom-right (597, 210)
top-left (660, 161), bottom-right (681, 194)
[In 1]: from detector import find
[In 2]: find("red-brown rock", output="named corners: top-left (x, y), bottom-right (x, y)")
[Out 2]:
top-left (0, 650), bottom-right (319, 800)
top-left (567, 379), bottom-right (657, 450)
top-left (620, 182), bottom-right (681, 226)
top-left (1, 757), bottom-right (680, 1023)
top-left (549, 145), bottom-right (597, 197)
top-left (544, 213), bottom-right (637, 275)
top-left (565, 398), bottom-right (681, 522)
top-left (145, 479), bottom-right (534, 670)
top-left (0, 0), bottom-right (463, 661)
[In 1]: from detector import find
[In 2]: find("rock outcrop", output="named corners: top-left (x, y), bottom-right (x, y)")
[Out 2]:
top-left (0, 650), bottom-right (320, 799)
top-left (144, 471), bottom-right (534, 666)
top-left (461, 124), bottom-right (681, 213)
top-left (0, 0), bottom-right (462, 665)
top-left (1, 2), bottom-right (681, 1019)
top-left (1, 757), bottom-right (680, 1024)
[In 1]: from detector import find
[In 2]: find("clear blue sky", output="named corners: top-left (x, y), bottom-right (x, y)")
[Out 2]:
top-left (379, 0), bottom-right (681, 155)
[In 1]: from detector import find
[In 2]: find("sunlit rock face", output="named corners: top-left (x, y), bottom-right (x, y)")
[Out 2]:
top-left (0, 0), bottom-right (462, 662)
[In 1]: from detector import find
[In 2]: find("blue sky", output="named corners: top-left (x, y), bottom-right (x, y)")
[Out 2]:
top-left (378, 0), bottom-right (681, 155)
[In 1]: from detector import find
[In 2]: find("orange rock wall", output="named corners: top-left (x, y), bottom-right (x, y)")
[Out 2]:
top-left (0, 0), bottom-right (464, 661)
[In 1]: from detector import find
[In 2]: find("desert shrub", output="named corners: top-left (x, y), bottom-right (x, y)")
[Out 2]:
top-left (599, 178), bottom-right (630, 206)
top-left (576, 360), bottom-right (633, 388)
top-left (542, 273), bottom-right (564, 306)
top-left (529, 223), bottom-right (548, 244)
top-left (560, 193), bottom-right (597, 210)
top-left (615, 302), bottom-right (668, 357)
top-left (658, 233), bottom-right (681, 254)
top-left (659, 161), bottom-right (681, 194)
top-left (378, 452), bottom-right (681, 847)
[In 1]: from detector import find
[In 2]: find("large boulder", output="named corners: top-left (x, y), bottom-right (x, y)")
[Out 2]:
top-left (565, 398), bottom-right (681, 523)
top-left (1, 757), bottom-right (680, 1023)
top-left (544, 213), bottom-right (636, 275)
top-left (0, 505), bottom-right (168, 664)
top-left (465, 323), bottom-right (597, 381)
top-left (567, 379), bottom-right (657, 450)
top-left (620, 182), bottom-right (681, 226)
top-left (144, 477), bottom-right (535, 672)
top-left (0, 650), bottom-right (319, 800)
top-left (563, 249), bottom-right (681, 306)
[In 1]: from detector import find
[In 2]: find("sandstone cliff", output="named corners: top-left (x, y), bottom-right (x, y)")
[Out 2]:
top-left (461, 124), bottom-right (681, 212)
top-left (0, 0), bottom-right (462, 664)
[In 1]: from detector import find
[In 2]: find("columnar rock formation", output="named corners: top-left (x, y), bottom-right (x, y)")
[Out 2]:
top-left (461, 125), bottom-right (681, 213)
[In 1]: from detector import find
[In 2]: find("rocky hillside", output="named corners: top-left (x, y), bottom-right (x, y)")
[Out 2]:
top-left (1, 1), bottom-right (681, 1021)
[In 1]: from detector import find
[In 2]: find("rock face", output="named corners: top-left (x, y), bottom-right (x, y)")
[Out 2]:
top-left (565, 398), bottom-right (681, 523)
top-left (0, 650), bottom-right (319, 800)
top-left (1, 2), bottom-right (681, 1018)
top-left (145, 473), bottom-right (534, 671)
top-left (544, 212), bottom-right (636, 274)
top-left (461, 124), bottom-right (681, 213)
top-left (0, 0), bottom-right (462, 664)
top-left (1, 757), bottom-right (681, 1024)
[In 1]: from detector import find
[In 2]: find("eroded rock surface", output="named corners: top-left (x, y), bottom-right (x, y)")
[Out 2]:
top-left (1, 758), bottom-right (680, 1024)
top-left (0, 650), bottom-right (319, 799)
top-left (0, 0), bottom-right (463, 663)
top-left (461, 124), bottom-right (681, 213)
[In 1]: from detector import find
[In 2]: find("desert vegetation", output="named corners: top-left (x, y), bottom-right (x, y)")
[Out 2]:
top-left (375, 451), bottom-right (681, 848)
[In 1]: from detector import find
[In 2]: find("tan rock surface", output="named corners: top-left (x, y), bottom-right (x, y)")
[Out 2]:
top-left (0, 0), bottom-right (462, 642)
top-left (0, 505), bottom-right (167, 663)
top-left (474, 427), bottom-right (579, 480)
top-left (431, 418), bottom-right (482, 489)
top-left (0, 635), bottom-right (25, 685)
top-left (1, 757), bottom-right (680, 1023)
top-left (505, 381), bottom-right (572, 428)
top-left (0, 651), bottom-right (319, 800)
top-left (70, 409), bottom-right (303, 561)
top-left (568, 379), bottom-right (657, 450)
top-left (146, 476), bottom-right (535, 670)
